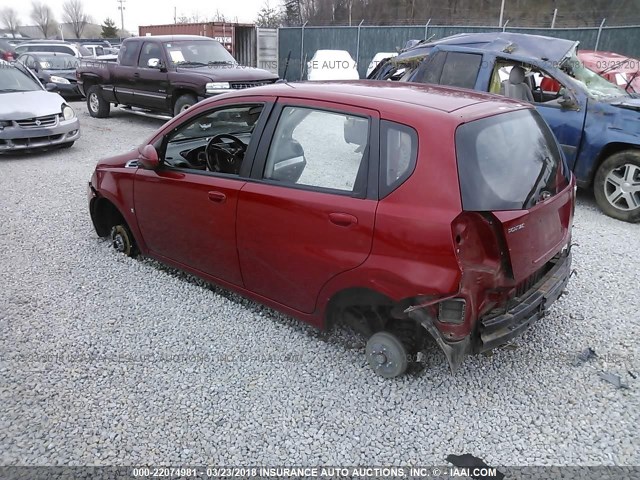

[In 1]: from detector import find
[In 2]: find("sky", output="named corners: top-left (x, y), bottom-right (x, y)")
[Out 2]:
top-left (4, 0), bottom-right (268, 34)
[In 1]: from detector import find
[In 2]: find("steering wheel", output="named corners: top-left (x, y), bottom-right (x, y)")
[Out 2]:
top-left (205, 134), bottom-right (246, 174)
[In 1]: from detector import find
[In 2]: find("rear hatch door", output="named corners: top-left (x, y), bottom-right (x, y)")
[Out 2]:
top-left (456, 108), bottom-right (574, 282)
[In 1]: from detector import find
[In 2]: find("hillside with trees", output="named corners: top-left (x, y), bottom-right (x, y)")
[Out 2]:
top-left (277, 0), bottom-right (640, 27)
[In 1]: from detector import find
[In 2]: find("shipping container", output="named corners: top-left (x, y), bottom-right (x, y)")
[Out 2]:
top-left (138, 22), bottom-right (257, 66)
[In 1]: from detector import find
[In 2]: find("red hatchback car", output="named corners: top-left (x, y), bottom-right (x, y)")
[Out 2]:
top-left (88, 82), bottom-right (575, 377)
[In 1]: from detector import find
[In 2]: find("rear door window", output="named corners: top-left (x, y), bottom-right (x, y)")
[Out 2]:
top-left (262, 106), bottom-right (370, 196)
top-left (414, 51), bottom-right (482, 89)
top-left (119, 42), bottom-right (141, 66)
top-left (456, 109), bottom-right (569, 211)
top-left (441, 52), bottom-right (482, 89)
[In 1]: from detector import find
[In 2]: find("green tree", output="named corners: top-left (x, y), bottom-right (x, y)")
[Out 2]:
top-left (256, 1), bottom-right (282, 27)
top-left (101, 17), bottom-right (118, 38)
top-left (282, 0), bottom-right (301, 25)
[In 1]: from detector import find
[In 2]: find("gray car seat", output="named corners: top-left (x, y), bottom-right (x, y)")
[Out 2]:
top-left (500, 66), bottom-right (534, 102)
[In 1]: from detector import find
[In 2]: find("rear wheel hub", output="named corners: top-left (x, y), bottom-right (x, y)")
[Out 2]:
top-left (365, 331), bottom-right (408, 378)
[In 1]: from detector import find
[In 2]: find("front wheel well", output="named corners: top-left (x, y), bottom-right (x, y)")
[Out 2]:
top-left (172, 89), bottom-right (198, 107)
top-left (90, 197), bottom-right (127, 238)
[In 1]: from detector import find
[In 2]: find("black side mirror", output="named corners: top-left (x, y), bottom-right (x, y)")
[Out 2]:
top-left (45, 83), bottom-right (58, 92)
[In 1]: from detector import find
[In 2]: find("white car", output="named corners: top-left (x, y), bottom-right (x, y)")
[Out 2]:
top-left (366, 52), bottom-right (398, 78)
top-left (15, 41), bottom-right (91, 59)
top-left (83, 45), bottom-right (105, 57)
top-left (307, 50), bottom-right (359, 81)
top-left (0, 60), bottom-right (80, 152)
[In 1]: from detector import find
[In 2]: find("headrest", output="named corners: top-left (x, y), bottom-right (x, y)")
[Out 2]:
top-left (343, 117), bottom-right (368, 146)
top-left (509, 66), bottom-right (526, 84)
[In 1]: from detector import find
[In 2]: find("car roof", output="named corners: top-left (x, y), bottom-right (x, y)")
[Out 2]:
top-left (222, 80), bottom-right (530, 118)
top-left (20, 51), bottom-right (76, 57)
top-left (403, 32), bottom-right (578, 63)
top-left (18, 40), bottom-right (73, 44)
top-left (125, 35), bottom-right (219, 42)
top-left (579, 49), bottom-right (636, 62)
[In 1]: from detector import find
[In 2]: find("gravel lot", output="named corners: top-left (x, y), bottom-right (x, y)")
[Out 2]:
top-left (1, 100), bottom-right (638, 467)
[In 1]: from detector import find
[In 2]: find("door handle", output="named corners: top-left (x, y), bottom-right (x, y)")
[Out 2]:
top-left (207, 191), bottom-right (226, 203)
top-left (329, 212), bottom-right (357, 227)
top-left (133, 72), bottom-right (140, 78)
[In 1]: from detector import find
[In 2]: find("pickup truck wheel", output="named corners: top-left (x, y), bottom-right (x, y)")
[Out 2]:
top-left (594, 151), bottom-right (640, 223)
top-left (173, 94), bottom-right (197, 116)
top-left (87, 86), bottom-right (110, 118)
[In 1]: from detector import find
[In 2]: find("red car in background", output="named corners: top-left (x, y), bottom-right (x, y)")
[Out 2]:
top-left (88, 82), bottom-right (575, 378)
top-left (579, 50), bottom-right (640, 93)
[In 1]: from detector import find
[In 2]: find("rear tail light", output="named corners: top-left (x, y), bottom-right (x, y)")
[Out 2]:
top-left (438, 298), bottom-right (466, 324)
top-left (451, 211), bottom-right (513, 281)
top-left (451, 212), bottom-right (502, 265)
top-left (2, 52), bottom-right (14, 61)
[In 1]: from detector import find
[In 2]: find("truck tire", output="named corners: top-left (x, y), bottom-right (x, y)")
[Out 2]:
top-left (173, 94), bottom-right (197, 116)
top-left (593, 150), bottom-right (640, 223)
top-left (87, 85), bottom-right (110, 118)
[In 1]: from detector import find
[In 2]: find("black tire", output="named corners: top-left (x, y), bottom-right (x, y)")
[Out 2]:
top-left (593, 150), bottom-right (640, 223)
top-left (87, 85), bottom-right (110, 118)
top-left (110, 224), bottom-right (138, 257)
top-left (59, 141), bottom-right (74, 149)
top-left (173, 94), bottom-right (197, 117)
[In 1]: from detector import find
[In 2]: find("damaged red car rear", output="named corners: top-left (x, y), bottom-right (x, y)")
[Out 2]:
top-left (87, 82), bottom-right (574, 377)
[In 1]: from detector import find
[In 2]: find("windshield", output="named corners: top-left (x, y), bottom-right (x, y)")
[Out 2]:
top-left (563, 54), bottom-right (629, 100)
top-left (456, 109), bottom-right (569, 211)
top-left (38, 55), bottom-right (79, 70)
top-left (163, 40), bottom-right (236, 67)
top-left (0, 64), bottom-right (41, 92)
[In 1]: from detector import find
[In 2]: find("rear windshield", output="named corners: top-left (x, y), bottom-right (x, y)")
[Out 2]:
top-left (456, 109), bottom-right (569, 211)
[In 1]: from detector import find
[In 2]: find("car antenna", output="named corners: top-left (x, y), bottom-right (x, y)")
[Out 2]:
top-left (281, 50), bottom-right (291, 80)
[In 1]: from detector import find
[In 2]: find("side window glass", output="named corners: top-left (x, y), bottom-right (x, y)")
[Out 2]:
top-left (119, 43), bottom-right (140, 67)
top-left (138, 42), bottom-right (163, 68)
top-left (263, 106), bottom-right (370, 195)
top-left (412, 51), bottom-right (446, 84)
top-left (163, 104), bottom-right (264, 174)
top-left (380, 120), bottom-right (418, 198)
top-left (440, 52), bottom-right (482, 89)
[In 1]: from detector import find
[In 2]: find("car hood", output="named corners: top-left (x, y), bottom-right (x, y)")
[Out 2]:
top-left (175, 65), bottom-right (279, 82)
top-left (610, 96), bottom-right (640, 111)
top-left (0, 90), bottom-right (65, 120)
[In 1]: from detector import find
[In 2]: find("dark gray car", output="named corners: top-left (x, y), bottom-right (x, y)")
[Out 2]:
top-left (17, 52), bottom-right (82, 98)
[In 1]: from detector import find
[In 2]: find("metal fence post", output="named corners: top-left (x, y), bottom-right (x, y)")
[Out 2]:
top-left (356, 19), bottom-right (364, 67)
top-left (424, 18), bottom-right (431, 40)
top-left (595, 18), bottom-right (606, 52)
top-left (300, 21), bottom-right (308, 80)
top-left (551, 8), bottom-right (558, 28)
top-left (499, 0), bottom-right (506, 27)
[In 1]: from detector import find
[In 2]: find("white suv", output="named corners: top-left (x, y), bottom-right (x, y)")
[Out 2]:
top-left (15, 41), bottom-right (91, 58)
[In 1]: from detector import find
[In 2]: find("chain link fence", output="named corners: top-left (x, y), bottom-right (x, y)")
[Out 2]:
top-left (278, 22), bottom-right (640, 80)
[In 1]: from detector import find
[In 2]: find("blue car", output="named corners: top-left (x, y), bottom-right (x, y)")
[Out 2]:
top-left (369, 32), bottom-right (640, 222)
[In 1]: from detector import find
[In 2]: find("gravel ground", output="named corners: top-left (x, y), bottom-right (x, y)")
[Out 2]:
top-left (0, 101), bottom-right (638, 467)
